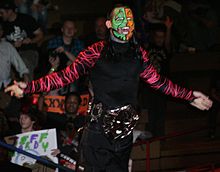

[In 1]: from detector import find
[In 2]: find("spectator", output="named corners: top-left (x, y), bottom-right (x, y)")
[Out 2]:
top-left (137, 0), bottom-right (189, 52)
top-left (0, 0), bottom-right (44, 80)
top-left (139, 20), bottom-right (173, 137)
top-left (84, 17), bottom-right (108, 47)
top-left (14, 0), bottom-right (30, 15)
top-left (136, 0), bottom-right (163, 49)
top-left (48, 19), bottom-right (84, 68)
top-left (0, 22), bottom-right (29, 88)
top-left (19, 100), bottom-right (41, 133)
top-left (0, 22), bottom-right (27, 136)
top-left (82, 17), bottom-right (108, 96)
top-left (38, 92), bottom-right (87, 170)
top-left (47, 19), bottom-right (84, 95)
top-left (2, 97), bottom-right (49, 172)
top-left (17, 99), bottom-right (56, 172)
top-left (30, 0), bottom-right (50, 32)
top-left (183, 0), bottom-right (218, 51)
top-left (148, 18), bottom-right (172, 73)
top-left (4, 97), bottom-right (40, 135)
top-left (15, 0), bottom-right (55, 33)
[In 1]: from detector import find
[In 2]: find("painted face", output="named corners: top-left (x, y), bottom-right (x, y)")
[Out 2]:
top-left (111, 7), bottom-right (134, 41)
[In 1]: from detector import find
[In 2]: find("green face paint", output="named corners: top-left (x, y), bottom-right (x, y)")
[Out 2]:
top-left (111, 7), bottom-right (134, 41)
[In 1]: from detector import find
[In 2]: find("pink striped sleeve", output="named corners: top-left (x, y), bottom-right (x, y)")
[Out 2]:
top-left (24, 41), bottom-right (105, 94)
top-left (139, 47), bottom-right (195, 101)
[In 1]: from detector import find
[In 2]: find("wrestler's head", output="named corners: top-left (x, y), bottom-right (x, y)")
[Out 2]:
top-left (106, 6), bottom-right (134, 42)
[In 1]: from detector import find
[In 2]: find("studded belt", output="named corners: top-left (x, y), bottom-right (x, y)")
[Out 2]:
top-left (89, 103), bottom-right (139, 140)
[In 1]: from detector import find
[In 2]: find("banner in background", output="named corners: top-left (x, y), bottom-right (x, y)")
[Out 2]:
top-left (33, 94), bottom-right (89, 114)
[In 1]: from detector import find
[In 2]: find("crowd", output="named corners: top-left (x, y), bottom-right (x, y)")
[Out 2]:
top-left (135, 0), bottom-right (219, 52)
top-left (0, 0), bottom-right (218, 172)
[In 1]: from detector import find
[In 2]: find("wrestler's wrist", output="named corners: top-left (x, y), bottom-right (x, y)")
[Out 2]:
top-left (189, 91), bottom-right (197, 103)
top-left (18, 82), bottom-right (28, 96)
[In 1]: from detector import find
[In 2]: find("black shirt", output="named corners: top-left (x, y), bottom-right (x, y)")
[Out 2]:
top-left (3, 13), bottom-right (40, 50)
top-left (90, 41), bottom-right (142, 108)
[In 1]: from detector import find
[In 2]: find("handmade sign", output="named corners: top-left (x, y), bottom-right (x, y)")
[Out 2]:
top-left (5, 129), bottom-right (58, 168)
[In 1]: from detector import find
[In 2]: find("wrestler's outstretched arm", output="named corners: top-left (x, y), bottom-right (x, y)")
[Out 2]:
top-left (5, 42), bottom-right (105, 98)
top-left (139, 47), bottom-right (212, 110)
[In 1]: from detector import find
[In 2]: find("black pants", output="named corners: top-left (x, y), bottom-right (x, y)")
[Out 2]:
top-left (78, 122), bottom-right (133, 172)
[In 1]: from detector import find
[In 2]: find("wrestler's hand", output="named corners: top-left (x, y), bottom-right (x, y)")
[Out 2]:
top-left (4, 81), bottom-right (27, 98)
top-left (190, 91), bottom-right (213, 110)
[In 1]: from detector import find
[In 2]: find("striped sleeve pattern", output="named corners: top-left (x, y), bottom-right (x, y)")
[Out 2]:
top-left (24, 41), bottom-right (105, 94)
top-left (139, 47), bottom-right (195, 101)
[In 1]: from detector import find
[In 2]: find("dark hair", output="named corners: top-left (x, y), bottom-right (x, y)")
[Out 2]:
top-left (20, 97), bottom-right (39, 122)
top-left (20, 106), bottom-right (38, 121)
top-left (106, 4), bottom-right (131, 20)
top-left (20, 98), bottom-right (40, 130)
top-left (65, 92), bottom-right (82, 105)
top-left (100, 34), bottom-right (142, 64)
